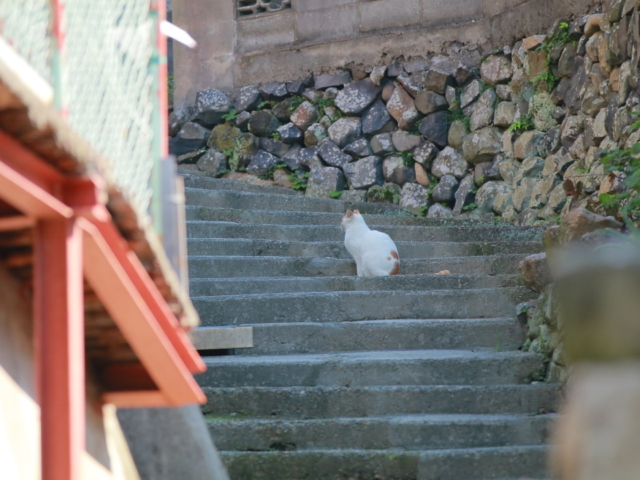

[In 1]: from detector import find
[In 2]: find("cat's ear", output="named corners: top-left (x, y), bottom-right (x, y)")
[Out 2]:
top-left (345, 210), bottom-right (353, 218)
top-left (353, 210), bottom-right (360, 215)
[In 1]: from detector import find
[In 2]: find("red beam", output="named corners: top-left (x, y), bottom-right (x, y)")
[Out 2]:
top-left (102, 391), bottom-right (168, 408)
top-left (0, 215), bottom-right (34, 231)
top-left (80, 219), bottom-right (205, 406)
top-left (34, 218), bottom-right (84, 480)
top-left (0, 133), bottom-right (71, 219)
top-left (94, 215), bottom-right (205, 374)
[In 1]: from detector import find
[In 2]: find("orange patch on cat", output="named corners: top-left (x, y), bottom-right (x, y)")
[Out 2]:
top-left (435, 270), bottom-right (451, 275)
top-left (390, 261), bottom-right (400, 275)
top-left (390, 250), bottom-right (399, 259)
top-left (387, 256), bottom-right (392, 261)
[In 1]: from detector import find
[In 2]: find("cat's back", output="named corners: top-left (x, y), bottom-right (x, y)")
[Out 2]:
top-left (365, 228), bottom-right (397, 251)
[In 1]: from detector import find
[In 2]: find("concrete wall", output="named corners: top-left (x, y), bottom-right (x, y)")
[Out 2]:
top-left (173, 0), bottom-right (599, 108)
top-left (0, 265), bottom-right (139, 480)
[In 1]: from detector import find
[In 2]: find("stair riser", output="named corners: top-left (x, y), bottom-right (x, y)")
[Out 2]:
top-left (219, 447), bottom-right (549, 480)
top-left (418, 446), bottom-right (550, 480)
top-left (209, 415), bottom-right (553, 451)
top-left (189, 274), bottom-right (521, 296)
top-left (185, 188), bottom-right (402, 214)
top-left (202, 385), bottom-right (561, 419)
top-left (185, 206), bottom-right (523, 227)
top-left (188, 255), bottom-right (528, 279)
top-left (187, 238), bottom-right (541, 259)
top-left (196, 354), bottom-right (543, 388)
top-left (187, 222), bottom-right (542, 243)
top-left (193, 289), bottom-right (533, 327)
top-left (237, 319), bottom-right (524, 355)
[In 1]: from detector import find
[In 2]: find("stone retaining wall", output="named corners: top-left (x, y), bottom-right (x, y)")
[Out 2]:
top-left (172, 0), bottom-right (599, 108)
top-left (171, 0), bottom-right (637, 227)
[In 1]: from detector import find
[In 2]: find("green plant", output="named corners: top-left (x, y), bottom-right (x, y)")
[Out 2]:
top-left (257, 100), bottom-right (277, 109)
top-left (329, 190), bottom-right (344, 199)
top-left (446, 107), bottom-right (471, 130)
top-left (530, 21), bottom-right (573, 93)
top-left (462, 202), bottom-right (477, 212)
top-left (167, 75), bottom-right (175, 105)
top-left (313, 97), bottom-right (335, 110)
top-left (539, 21), bottom-right (573, 53)
top-left (410, 120), bottom-right (423, 136)
top-left (419, 204), bottom-right (430, 217)
top-left (598, 119), bottom-right (640, 230)
top-left (531, 68), bottom-right (559, 92)
top-left (222, 136), bottom-right (244, 172)
top-left (259, 162), bottom-right (288, 181)
top-left (400, 151), bottom-right (415, 167)
top-left (288, 170), bottom-right (310, 191)
top-left (288, 95), bottom-right (305, 112)
top-left (271, 132), bottom-right (281, 141)
top-left (221, 109), bottom-right (238, 122)
top-left (507, 114), bottom-right (534, 134)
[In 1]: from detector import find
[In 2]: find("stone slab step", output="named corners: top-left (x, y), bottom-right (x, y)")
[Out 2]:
top-left (185, 205), bottom-right (519, 227)
top-left (186, 221), bottom-right (543, 243)
top-left (202, 384), bottom-right (561, 419)
top-left (182, 173), bottom-right (304, 196)
top-left (189, 274), bottom-right (522, 296)
top-left (219, 446), bottom-right (549, 480)
top-left (208, 413), bottom-right (554, 452)
top-left (187, 238), bottom-right (541, 259)
top-left (224, 318), bottom-right (524, 355)
top-left (192, 289), bottom-right (532, 327)
top-left (196, 350), bottom-right (543, 388)
top-left (185, 188), bottom-right (403, 215)
top-left (188, 254), bottom-right (528, 279)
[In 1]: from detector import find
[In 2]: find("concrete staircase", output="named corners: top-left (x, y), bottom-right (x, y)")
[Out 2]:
top-left (183, 173), bottom-right (560, 480)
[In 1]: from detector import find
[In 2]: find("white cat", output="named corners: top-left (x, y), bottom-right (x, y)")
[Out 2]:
top-left (341, 210), bottom-right (400, 277)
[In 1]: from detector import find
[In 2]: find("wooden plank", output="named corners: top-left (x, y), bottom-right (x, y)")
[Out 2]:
top-left (189, 326), bottom-right (254, 351)
top-left (34, 218), bottom-right (85, 480)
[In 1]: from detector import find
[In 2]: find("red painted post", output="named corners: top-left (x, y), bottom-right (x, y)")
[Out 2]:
top-left (34, 218), bottom-right (84, 480)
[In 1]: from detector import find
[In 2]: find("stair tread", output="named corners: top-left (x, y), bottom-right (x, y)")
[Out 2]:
top-left (208, 412), bottom-right (555, 423)
top-left (201, 349), bottom-right (539, 364)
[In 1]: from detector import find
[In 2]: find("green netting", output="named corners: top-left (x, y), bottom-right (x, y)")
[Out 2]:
top-left (0, 0), bottom-right (52, 82)
top-left (65, 0), bottom-right (156, 218)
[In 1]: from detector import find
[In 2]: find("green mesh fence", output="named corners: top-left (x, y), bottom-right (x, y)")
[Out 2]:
top-left (0, 0), bottom-right (52, 83)
top-left (65, 0), bottom-right (156, 218)
top-left (0, 0), bottom-right (158, 223)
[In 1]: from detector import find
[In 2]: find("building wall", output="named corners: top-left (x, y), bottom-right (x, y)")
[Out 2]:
top-left (0, 265), bottom-right (139, 480)
top-left (173, 0), bottom-right (599, 108)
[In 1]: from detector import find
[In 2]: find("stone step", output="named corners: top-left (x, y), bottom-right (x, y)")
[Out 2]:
top-left (185, 188), bottom-right (403, 215)
top-left (188, 254), bottom-right (529, 279)
top-left (196, 350), bottom-right (543, 388)
top-left (192, 289), bottom-right (532, 327)
top-left (186, 221), bottom-right (543, 243)
top-left (219, 445), bottom-right (549, 480)
top-left (187, 238), bottom-right (541, 259)
top-left (182, 173), bottom-right (304, 196)
top-left (202, 384), bottom-right (561, 419)
top-left (185, 205), bottom-right (513, 226)
top-left (208, 413), bottom-right (554, 452)
top-left (221, 318), bottom-right (524, 356)
top-left (189, 274), bottom-right (522, 296)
